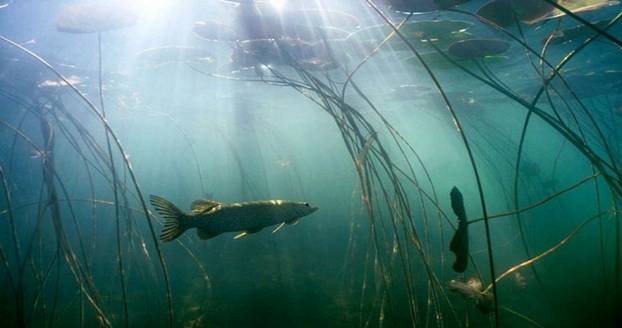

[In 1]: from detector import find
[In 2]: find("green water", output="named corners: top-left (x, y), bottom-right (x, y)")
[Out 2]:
top-left (0, 0), bottom-right (621, 327)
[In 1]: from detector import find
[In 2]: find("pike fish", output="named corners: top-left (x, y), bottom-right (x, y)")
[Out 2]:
top-left (150, 195), bottom-right (318, 242)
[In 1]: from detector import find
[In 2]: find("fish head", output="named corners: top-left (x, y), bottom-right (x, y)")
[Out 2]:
top-left (287, 201), bottom-right (319, 218)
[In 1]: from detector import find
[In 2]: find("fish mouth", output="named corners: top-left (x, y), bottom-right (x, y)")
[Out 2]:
top-left (307, 204), bottom-right (319, 213)
top-left (301, 201), bottom-right (319, 213)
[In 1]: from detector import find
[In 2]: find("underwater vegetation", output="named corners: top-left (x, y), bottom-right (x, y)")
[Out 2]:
top-left (0, 0), bottom-right (621, 327)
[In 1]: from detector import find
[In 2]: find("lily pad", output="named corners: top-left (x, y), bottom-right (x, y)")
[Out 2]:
top-left (381, 0), bottom-right (472, 13)
top-left (448, 38), bottom-right (511, 60)
top-left (135, 46), bottom-right (215, 69)
top-left (226, 2), bottom-right (360, 33)
top-left (56, 2), bottom-right (137, 33)
top-left (347, 20), bottom-right (472, 53)
top-left (476, 0), bottom-right (556, 27)
top-left (230, 38), bottom-right (336, 71)
top-left (476, 0), bottom-right (515, 27)
top-left (400, 20), bottom-right (473, 40)
top-left (193, 20), bottom-right (238, 42)
top-left (316, 26), bottom-right (351, 40)
top-left (404, 51), bottom-right (454, 69)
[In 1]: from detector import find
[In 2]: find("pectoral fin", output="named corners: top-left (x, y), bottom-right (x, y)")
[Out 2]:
top-left (233, 227), bottom-right (263, 240)
top-left (234, 232), bottom-right (248, 239)
top-left (272, 222), bottom-right (286, 233)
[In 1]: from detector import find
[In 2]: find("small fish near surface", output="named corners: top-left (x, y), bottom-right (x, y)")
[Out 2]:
top-left (150, 195), bottom-right (318, 242)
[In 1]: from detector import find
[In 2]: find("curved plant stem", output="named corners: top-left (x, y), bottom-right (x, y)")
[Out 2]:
top-left (470, 173), bottom-right (600, 224)
top-left (365, 1), bottom-right (499, 325)
top-left (541, 0), bottom-right (622, 47)
top-left (0, 165), bottom-right (25, 327)
top-left (0, 34), bottom-right (175, 327)
top-left (484, 210), bottom-right (609, 294)
top-left (96, 32), bottom-right (129, 328)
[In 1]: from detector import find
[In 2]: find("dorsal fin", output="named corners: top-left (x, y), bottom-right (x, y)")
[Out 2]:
top-left (190, 199), bottom-right (221, 214)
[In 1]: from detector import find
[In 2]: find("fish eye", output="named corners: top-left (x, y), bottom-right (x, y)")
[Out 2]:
top-left (304, 202), bottom-right (309, 207)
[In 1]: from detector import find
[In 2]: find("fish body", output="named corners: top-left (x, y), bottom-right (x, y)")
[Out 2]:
top-left (150, 195), bottom-right (318, 242)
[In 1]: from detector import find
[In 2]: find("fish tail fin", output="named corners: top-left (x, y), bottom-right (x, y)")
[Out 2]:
top-left (150, 195), bottom-right (189, 242)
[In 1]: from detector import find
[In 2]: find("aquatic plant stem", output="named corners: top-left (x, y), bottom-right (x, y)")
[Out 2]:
top-left (446, 11), bottom-right (622, 192)
top-left (366, 1), bottom-right (499, 325)
top-left (500, 306), bottom-right (543, 328)
top-left (506, 16), bottom-right (622, 297)
top-left (340, 14), bottom-right (412, 100)
top-left (449, 10), bottom-right (622, 192)
top-left (484, 210), bottom-right (609, 294)
top-left (39, 113), bottom-right (110, 326)
top-left (0, 165), bottom-right (24, 327)
top-left (271, 65), bottom-right (450, 324)
top-left (541, 0), bottom-right (622, 47)
top-left (425, 38), bottom-right (622, 198)
top-left (97, 31), bottom-right (129, 328)
top-left (614, 199), bottom-right (621, 323)
top-left (344, 79), bottom-right (458, 323)
top-left (345, 67), bottom-right (447, 278)
top-left (48, 102), bottom-right (99, 263)
top-left (470, 173), bottom-right (600, 223)
top-left (0, 34), bottom-right (174, 327)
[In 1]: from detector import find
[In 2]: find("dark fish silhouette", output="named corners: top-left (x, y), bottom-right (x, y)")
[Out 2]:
top-left (449, 186), bottom-right (469, 272)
